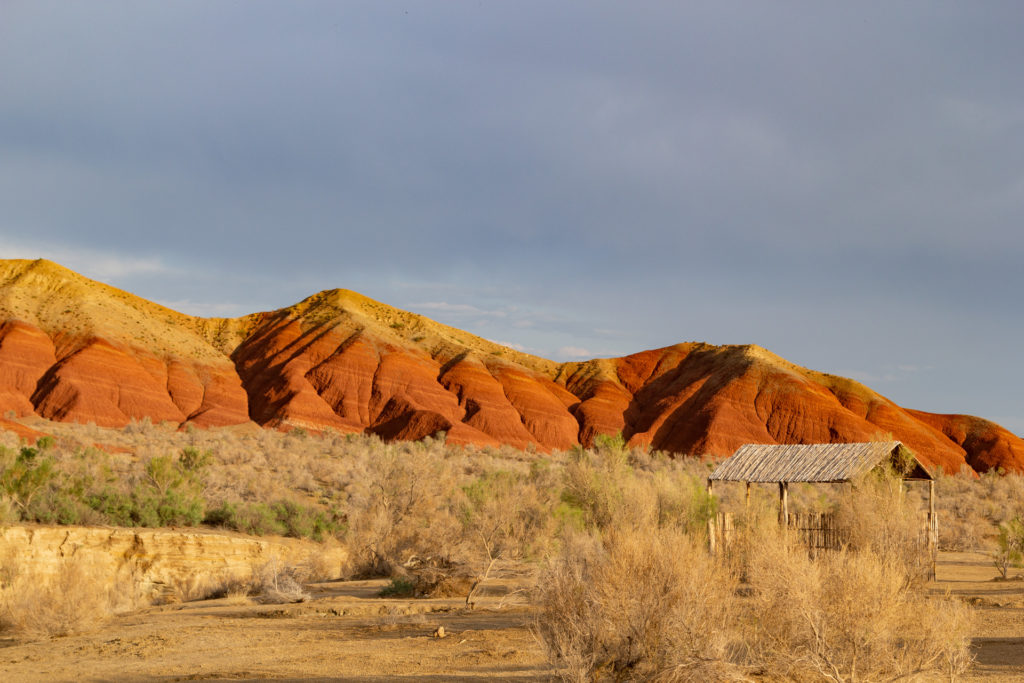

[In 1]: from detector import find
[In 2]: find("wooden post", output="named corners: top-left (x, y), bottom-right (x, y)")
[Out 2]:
top-left (779, 482), bottom-right (789, 528)
top-left (707, 478), bottom-right (716, 554)
top-left (928, 479), bottom-right (937, 579)
top-left (745, 481), bottom-right (751, 510)
top-left (928, 480), bottom-right (936, 527)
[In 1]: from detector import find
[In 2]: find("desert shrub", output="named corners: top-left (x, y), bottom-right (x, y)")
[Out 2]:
top-left (536, 481), bottom-right (973, 683)
top-left (161, 558), bottom-right (311, 605)
top-left (457, 468), bottom-right (557, 606)
top-left (379, 577), bottom-right (416, 598)
top-left (271, 500), bottom-right (344, 541)
top-left (743, 533), bottom-right (974, 681)
top-left (0, 442), bottom-right (57, 519)
top-left (256, 557), bottom-right (310, 604)
top-left (132, 454), bottom-right (206, 526)
top-left (28, 489), bottom-right (89, 525)
top-left (345, 440), bottom-right (461, 576)
top-left (83, 487), bottom-right (136, 526)
top-left (0, 555), bottom-right (115, 638)
top-left (178, 446), bottom-right (212, 471)
top-left (534, 525), bottom-right (739, 682)
top-left (993, 517), bottom-right (1024, 579)
top-left (560, 446), bottom-right (633, 531)
top-left (204, 498), bottom-right (345, 541)
top-left (936, 469), bottom-right (1024, 551)
top-left (559, 448), bottom-right (716, 538)
top-left (0, 496), bottom-right (18, 525)
top-left (165, 572), bottom-right (219, 603)
top-left (834, 470), bottom-right (933, 586)
top-left (301, 546), bottom-right (342, 582)
top-left (205, 501), bottom-right (285, 536)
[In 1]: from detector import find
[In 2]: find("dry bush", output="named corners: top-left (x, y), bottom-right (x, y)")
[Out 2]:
top-left (936, 469), bottom-right (1024, 551)
top-left (536, 467), bottom-right (973, 683)
top-left (256, 557), bottom-right (310, 604)
top-left (534, 526), bottom-right (739, 682)
top-left (560, 446), bottom-right (716, 537)
top-left (456, 468), bottom-right (560, 606)
top-left (344, 439), bottom-right (462, 576)
top-left (168, 558), bottom-right (312, 605)
top-left (0, 555), bottom-right (115, 638)
top-left (743, 532), bottom-right (974, 682)
top-left (164, 572), bottom-right (218, 603)
top-left (835, 472), bottom-right (933, 586)
top-left (993, 517), bottom-right (1024, 579)
top-left (301, 545), bottom-right (342, 583)
top-left (223, 586), bottom-right (254, 606)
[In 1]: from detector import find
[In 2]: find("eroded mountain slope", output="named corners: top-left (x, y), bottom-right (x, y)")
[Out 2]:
top-left (1, 259), bottom-right (1021, 473)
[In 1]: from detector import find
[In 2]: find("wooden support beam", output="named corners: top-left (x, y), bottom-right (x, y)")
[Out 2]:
top-left (707, 478), bottom-right (716, 554)
top-left (779, 482), bottom-right (789, 528)
top-left (929, 479), bottom-right (937, 579)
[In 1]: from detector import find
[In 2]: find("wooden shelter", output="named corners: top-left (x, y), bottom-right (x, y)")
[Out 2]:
top-left (706, 441), bottom-right (937, 559)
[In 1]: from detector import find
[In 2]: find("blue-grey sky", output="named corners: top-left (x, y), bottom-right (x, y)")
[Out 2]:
top-left (2, 2), bottom-right (1022, 434)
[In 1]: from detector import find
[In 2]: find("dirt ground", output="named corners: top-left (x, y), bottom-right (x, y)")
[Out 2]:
top-left (0, 561), bottom-right (548, 682)
top-left (936, 552), bottom-right (1024, 681)
top-left (0, 553), bottom-right (1021, 681)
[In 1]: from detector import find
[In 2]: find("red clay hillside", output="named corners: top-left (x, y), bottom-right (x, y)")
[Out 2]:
top-left (1, 258), bottom-right (1021, 474)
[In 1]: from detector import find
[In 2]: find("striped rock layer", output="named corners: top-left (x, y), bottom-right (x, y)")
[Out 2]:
top-left (1, 259), bottom-right (1021, 474)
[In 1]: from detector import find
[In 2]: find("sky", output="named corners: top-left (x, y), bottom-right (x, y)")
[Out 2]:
top-left (1, 2), bottom-right (1022, 434)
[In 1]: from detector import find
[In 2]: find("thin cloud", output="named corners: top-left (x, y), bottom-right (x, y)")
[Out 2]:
top-left (0, 240), bottom-right (175, 280)
top-left (842, 365), bottom-right (930, 385)
top-left (489, 340), bottom-right (536, 354)
top-left (0, 3), bottom-right (1020, 430)
top-left (155, 299), bottom-right (252, 318)
top-left (414, 301), bottom-right (508, 318)
top-left (555, 346), bottom-right (594, 360)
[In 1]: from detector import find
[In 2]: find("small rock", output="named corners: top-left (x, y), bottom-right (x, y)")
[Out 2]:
top-left (432, 626), bottom-right (446, 639)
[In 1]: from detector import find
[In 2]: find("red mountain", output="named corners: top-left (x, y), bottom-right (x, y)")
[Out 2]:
top-left (1, 259), bottom-right (1020, 474)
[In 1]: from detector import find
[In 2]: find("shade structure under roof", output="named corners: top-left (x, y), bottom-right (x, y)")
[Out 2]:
top-left (708, 441), bottom-right (933, 483)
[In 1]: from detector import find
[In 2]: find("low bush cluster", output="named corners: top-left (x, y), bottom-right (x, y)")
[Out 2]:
top-left (534, 464), bottom-right (975, 682)
top-left (0, 419), bottom-right (1011, 675)
top-left (0, 552), bottom-right (128, 638)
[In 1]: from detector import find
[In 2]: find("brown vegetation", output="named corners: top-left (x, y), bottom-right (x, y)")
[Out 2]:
top-left (533, 450), bottom-right (974, 681)
top-left (0, 419), bottom-right (1020, 679)
top-left (0, 554), bottom-right (118, 638)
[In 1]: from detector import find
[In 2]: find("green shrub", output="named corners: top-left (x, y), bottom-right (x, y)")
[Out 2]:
top-left (178, 446), bottom-right (211, 471)
top-left (994, 517), bottom-right (1024, 579)
top-left (0, 444), bottom-right (57, 519)
top-left (378, 577), bottom-right (416, 598)
top-left (204, 499), bottom-right (342, 540)
top-left (85, 488), bottom-right (136, 526)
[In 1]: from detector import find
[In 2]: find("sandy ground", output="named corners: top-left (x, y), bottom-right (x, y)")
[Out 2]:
top-left (0, 562), bottom-right (547, 682)
top-left (936, 552), bottom-right (1024, 681)
top-left (0, 553), bottom-right (1021, 681)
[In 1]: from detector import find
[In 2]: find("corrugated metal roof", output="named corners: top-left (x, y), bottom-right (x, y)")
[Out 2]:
top-left (708, 441), bottom-right (932, 483)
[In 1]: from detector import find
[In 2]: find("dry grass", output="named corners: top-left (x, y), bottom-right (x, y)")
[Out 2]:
top-left (223, 586), bottom-right (254, 606)
top-left (535, 527), bottom-right (738, 682)
top-left (534, 466), bottom-right (974, 682)
top-left (256, 557), bottom-right (311, 604)
top-left (743, 531), bottom-right (973, 681)
top-left (0, 417), bottom-right (1014, 677)
top-left (0, 555), bottom-right (115, 638)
